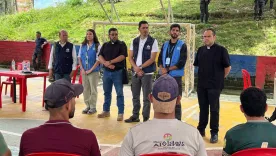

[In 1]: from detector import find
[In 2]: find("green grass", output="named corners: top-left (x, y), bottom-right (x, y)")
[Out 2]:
top-left (0, 0), bottom-right (275, 55)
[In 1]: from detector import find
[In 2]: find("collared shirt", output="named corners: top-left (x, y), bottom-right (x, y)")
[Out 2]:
top-left (19, 120), bottom-right (101, 156)
top-left (48, 42), bottom-right (77, 70)
top-left (99, 40), bottom-right (128, 71)
top-left (194, 43), bottom-right (230, 90)
top-left (129, 37), bottom-right (159, 75)
top-left (222, 120), bottom-right (276, 156)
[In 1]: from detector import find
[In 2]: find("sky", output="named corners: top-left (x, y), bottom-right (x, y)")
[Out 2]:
top-left (34, 0), bottom-right (67, 9)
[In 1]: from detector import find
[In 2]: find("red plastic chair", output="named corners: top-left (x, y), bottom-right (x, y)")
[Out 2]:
top-left (241, 69), bottom-right (252, 90)
top-left (71, 65), bottom-right (80, 84)
top-left (232, 148), bottom-right (276, 156)
top-left (26, 152), bottom-right (80, 156)
top-left (71, 65), bottom-right (82, 98)
top-left (140, 153), bottom-right (190, 156)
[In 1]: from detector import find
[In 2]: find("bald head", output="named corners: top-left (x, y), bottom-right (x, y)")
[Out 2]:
top-left (59, 30), bottom-right (68, 43)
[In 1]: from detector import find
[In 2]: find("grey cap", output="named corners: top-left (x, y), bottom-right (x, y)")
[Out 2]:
top-left (152, 74), bottom-right (179, 113)
top-left (44, 79), bottom-right (83, 108)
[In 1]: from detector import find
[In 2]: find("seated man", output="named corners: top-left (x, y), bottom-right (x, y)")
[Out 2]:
top-left (120, 75), bottom-right (207, 156)
top-left (19, 79), bottom-right (101, 156)
top-left (223, 87), bottom-right (276, 156)
top-left (0, 132), bottom-right (11, 156)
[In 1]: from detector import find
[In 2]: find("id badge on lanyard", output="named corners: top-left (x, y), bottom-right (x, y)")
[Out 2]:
top-left (166, 45), bottom-right (174, 66)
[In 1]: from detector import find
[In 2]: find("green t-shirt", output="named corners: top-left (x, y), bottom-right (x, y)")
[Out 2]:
top-left (222, 121), bottom-right (276, 155)
top-left (0, 132), bottom-right (8, 155)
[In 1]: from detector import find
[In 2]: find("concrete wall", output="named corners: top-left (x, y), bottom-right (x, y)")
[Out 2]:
top-left (0, 41), bottom-right (275, 91)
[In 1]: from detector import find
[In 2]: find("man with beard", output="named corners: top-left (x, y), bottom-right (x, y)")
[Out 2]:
top-left (98, 28), bottom-right (128, 121)
top-left (157, 23), bottom-right (187, 121)
top-left (19, 79), bottom-right (101, 156)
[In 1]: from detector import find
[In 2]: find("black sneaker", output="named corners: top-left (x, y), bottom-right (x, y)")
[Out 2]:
top-left (210, 134), bottom-right (218, 143)
top-left (143, 117), bottom-right (149, 122)
top-left (199, 130), bottom-right (205, 137)
top-left (87, 109), bottom-right (97, 115)
top-left (82, 107), bottom-right (90, 114)
top-left (124, 116), bottom-right (140, 123)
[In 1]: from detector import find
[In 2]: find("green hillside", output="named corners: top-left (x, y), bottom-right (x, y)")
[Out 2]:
top-left (0, 0), bottom-right (275, 55)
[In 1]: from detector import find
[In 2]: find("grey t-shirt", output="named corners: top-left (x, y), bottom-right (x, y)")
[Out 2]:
top-left (120, 119), bottom-right (207, 156)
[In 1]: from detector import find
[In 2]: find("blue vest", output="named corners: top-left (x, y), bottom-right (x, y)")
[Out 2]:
top-left (54, 42), bottom-right (74, 74)
top-left (80, 44), bottom-right (100, 72)
top-left (132, 35), bottom-right (156, 73)
top-left (162, 40), bottom-right (185, 77)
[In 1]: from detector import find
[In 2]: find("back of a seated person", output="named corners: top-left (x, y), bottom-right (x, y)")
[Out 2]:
top-left (120, 75), bottom-right (206, 156)
top-left (19, 121), bottom-right (99, 156)
top-left (223, 87), bottom-right (276, 156)
top-left (19, 79), bottom-right (100, 156)
top-left (121, 119), bottom-right (206, 156)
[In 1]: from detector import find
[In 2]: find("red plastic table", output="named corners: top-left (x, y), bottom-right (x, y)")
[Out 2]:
top-left (0, 71), bottom-right (48, 112)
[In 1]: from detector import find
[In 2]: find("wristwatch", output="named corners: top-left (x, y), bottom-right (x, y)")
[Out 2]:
top-left (139, 65), bottom-right (143, 69)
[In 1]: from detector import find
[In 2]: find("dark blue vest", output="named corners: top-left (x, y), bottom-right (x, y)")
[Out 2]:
top-left (162, 40), bottom-right (185, 77)
top-left (80, 44), bottom-right (100, 72)
top-left (54, 42), bottom-right (74, 74)
top-left (132, 35), bottom-right (156, 73)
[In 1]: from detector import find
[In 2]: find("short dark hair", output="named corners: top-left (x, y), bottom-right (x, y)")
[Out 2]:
top-left (36, 31), bottom-right (41, 35)
top-left (240, 87), bottom-right (267, 117)
top-left (170, 24), bottom-right (181, 31)
top-left (108, 28), bottom-right (118, 34)
top-left (138, 21), bottom-right (148, 28)
top-left (205, 28), bottom-right (216, 36)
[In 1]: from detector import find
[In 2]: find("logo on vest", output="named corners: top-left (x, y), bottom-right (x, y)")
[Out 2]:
top-left (146, 45), bottom-right (151, 50)
top-left (66, 48), bottom-right (70, 52)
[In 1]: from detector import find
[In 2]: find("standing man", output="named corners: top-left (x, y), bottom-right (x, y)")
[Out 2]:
top-left (265, 0), bottom-right (274, 10)
top-left (125, 21), bottom-right (159, 123)
top-left (254, 0), bottom-right (265, 20)
top-left (200, 0), bottom-right (211, 23)
top-left (157, 24), bottom-right (187, 121)
top-left (194, 28), bottom-right (231, 143)
top-left (98, 28), bottom-right (128, 121)
top-left (32, 31), bottom-right (47, 71)
top-left (48, 30), bottom-right (77, 82)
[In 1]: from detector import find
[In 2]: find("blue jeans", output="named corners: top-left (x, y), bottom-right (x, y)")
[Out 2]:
top-left (55, 73), bottom-right (71, 82)
top-left (102, 69), bottom-right (124, 114)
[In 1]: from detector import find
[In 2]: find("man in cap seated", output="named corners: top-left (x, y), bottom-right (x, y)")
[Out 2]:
top-left (120, 74), bottom-right (207, 156)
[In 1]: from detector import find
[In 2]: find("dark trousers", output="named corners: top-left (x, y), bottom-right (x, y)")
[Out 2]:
top-left (32, 50), bottom-right (42, 71)
top-left (200, 0), bottom-right (210, 23)
top-left (254, 0), bottom-right (265, 18)
top-left (265, 0), bottom-right (274, 9)
top-left (55, 73), bottom-right (71, 82)
top-left (173, 77), bottom-right (182, 121)
top-left (131, 74), bottom-right (152, 120)
top-left (197, 87), bottom-right (221, 135)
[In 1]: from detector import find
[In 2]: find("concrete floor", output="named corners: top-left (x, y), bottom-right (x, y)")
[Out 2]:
top-left (0, 75), bottom-right (275, 156)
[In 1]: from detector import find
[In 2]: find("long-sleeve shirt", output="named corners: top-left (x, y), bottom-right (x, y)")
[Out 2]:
top-left (48, 42), bottom-right (77, 70)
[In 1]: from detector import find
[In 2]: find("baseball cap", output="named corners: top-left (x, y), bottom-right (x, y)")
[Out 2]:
top-left (152, 74), bottom-right (179, 113)
top-left (36, 31), bottom-right (41, 35)
top-left (44, 79), bottom-right (83, 109)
